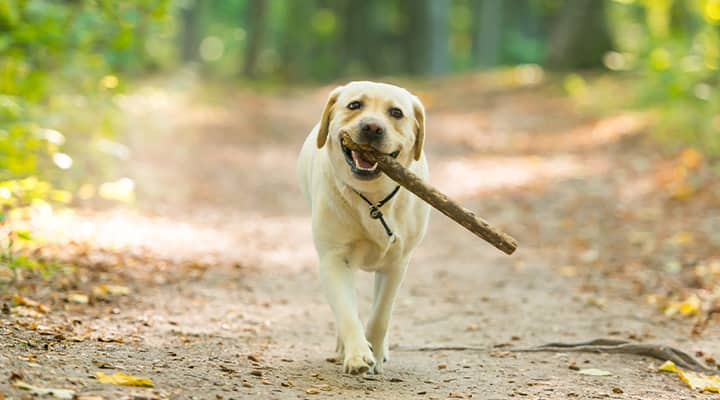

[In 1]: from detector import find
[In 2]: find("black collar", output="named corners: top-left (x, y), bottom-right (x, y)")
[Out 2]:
top-left (350, 186), bottom-right (401, 238)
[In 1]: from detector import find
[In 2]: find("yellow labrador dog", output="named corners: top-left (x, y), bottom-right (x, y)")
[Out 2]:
top-left (297, 81), bottom-right (430, 374)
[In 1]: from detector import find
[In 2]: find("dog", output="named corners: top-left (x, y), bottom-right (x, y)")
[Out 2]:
top-left (297, 81), bottom-right (430, 374)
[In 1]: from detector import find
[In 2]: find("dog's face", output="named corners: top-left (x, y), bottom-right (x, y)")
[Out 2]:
top-left (316, 81), bottom-right (425, 189)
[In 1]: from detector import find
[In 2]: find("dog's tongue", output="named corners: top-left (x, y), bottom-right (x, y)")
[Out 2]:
top-left (352, 150), bottom-right (375, 169)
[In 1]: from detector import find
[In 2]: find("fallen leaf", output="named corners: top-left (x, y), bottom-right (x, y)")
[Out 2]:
top-left (93, 360), bottom-right (115, 369)
top-left (670, 183), bottom-right (695, 199)
top-left (679, 148), bottom-right (703, 169)
top-left (659, 360), bottom-right (720, 392)
top-left (489, 350), bottom-right (514, 358)
top-left (68, 293), bottom-right (89, 304)
top-left (559, 265), bottom-right (577, 277)
top-left (11, 379), bottom-right (74, 399)
top-left (105, 285), bottom-right (130, 295)
top-left (93, 284), bottom-right (130, 297)
top-left (13, 295), bottom-right (50, 313)
top-left (96, 372), bottom-right (153, 387)
top-left (306, 388), bottom-right (320, 394)
top-left (578, 368), bottom-right (612, 376)
top-left (670, 231), bottom-right (694, 246)
top-left (449, 392), bottom-right (473, 398)
top-left (665, 295), bottom-right (701, 317)
top-left (97, 336), bottom-right (124, 343)
top-left (586, 297), bottom-right (607, 309)
top-left (12, 306), bottom-right (42, 318)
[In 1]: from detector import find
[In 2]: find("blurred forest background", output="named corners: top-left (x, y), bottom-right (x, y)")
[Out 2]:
top-left (2, 2), bottom-right (720, 397)
top-left (0, 0), bottom-right (719, 270)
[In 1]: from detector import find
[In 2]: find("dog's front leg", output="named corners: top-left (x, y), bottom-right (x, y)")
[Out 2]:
top-left (319, 255), bottom-right (375, 374)
top-left (365, 261), bottom-right (407, 374)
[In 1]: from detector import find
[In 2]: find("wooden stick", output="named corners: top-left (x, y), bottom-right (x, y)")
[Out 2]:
top-left (341, 132), bottom-right (518, 255)
top-left (396, 338), bottom-right (719, 374)
top-left (512, 339), bottom-right (719, 374)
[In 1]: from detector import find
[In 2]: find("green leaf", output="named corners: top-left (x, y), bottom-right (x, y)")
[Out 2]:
top-left (15, 230), bottom-right (32, 241)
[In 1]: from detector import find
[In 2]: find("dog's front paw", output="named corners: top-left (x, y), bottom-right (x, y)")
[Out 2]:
top-left (335, 335), bottom-right (345, 359)
top-left (343, 345), bottom-right (376, 375)
top-left (369, 341), bottom-right (389, 374)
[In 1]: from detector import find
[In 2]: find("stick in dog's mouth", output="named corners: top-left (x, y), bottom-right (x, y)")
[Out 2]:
top-left (351, 150), bottom-right (378, 171)
top-left (340, 134), bottom-right (399, 179)
top-left (341, 131), bottom-right (519, 255)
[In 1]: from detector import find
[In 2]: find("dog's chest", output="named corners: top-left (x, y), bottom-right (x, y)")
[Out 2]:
top-left (345, 236), bottom-right (403, 271)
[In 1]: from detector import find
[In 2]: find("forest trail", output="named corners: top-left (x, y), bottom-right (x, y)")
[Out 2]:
top-left (2, 75), bottom-right (719, 399)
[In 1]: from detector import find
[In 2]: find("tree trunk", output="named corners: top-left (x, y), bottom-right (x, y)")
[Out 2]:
top-left (404, 0), bottom-right (429, 75)
top-left (404, 0), bottom-right (448, 75)
top-left (427, 0), bottom-right (449, 75)
top-left (471, 0), bottom-right (503, 68)
top-left (547, 0), bottom-right (612, 69)
top-left (243, 0), bottom-right (267, 79)
top-left (179, 0), bottom-right (199, 63)
top-left (340, 0), bottom-right (377, 74)
top-left (279, 0), bottom-right (314, 81)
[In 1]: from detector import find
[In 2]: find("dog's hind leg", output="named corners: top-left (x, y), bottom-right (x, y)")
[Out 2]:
top-left (319, 255), bottom-right (375, 375)
top-left (365, 261), bottom-right (408, 374)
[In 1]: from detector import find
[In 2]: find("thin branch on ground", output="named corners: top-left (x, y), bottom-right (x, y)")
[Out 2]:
top-left (397, 338), bottom-right (719, 375)
top-left (512, 338), bottom-right (719, 374)
top-left (394, 345), bottom-right (489, 352)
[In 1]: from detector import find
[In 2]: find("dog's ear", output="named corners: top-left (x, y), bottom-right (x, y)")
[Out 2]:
top-left (412, 95), bottom-right (426, 161)
top-left (317, 85), bottom-right (344, 149)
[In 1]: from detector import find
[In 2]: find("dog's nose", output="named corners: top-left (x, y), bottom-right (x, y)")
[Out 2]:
top-left (360, 120), bottom-right (385, 137)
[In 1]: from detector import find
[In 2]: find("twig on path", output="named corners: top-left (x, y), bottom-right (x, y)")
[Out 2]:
top-left (512, 338), bottom-right (720, 375)
top-left (393, 345), bottom-right (489, 352)
top-left (396, 338), bottom-right (719, 375)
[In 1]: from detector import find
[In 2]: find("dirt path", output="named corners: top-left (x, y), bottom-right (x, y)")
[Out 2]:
top-left (2, 76), bottom-right (719, 399)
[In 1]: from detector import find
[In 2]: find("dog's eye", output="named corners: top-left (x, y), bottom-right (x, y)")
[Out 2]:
top-left (347, 101), bottom-right (362, 110)
top-left (389, 107), bottom-right (404, 119)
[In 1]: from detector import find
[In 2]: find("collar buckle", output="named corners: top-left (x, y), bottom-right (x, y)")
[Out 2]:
top-left (351, 186), bottom-right (401, 238)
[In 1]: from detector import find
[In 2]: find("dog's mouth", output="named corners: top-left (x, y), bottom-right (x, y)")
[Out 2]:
top-left (340, 141), bottom-right (399, 180)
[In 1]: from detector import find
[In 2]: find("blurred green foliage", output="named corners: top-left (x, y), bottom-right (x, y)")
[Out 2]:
top-left (0, 0), bottom-right (717, 280)
top-left (1, 0), bottom-right (171, 279)
top-left (0, 0), bottom-right (171, 196)
top-left (1, 0), bottom-right (718, 198)
top-left (608, 0), bottom-right (720, 155)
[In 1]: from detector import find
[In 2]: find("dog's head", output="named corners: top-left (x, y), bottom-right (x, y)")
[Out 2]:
top-left (316, 81), bottom-right (425, 189)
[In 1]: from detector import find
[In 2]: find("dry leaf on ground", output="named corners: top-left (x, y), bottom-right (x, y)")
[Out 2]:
top-left (665, 295), bottom-right (701, 317)
top-left (13, 295), bottom-right (50, 313)
top-left (96, 372), bottom-right (153, 387)
top-left (11, 379), bottom-right (74, 399)
top-left (578, 368), bottom-right (612, 376)
top-left (93, 284), bottom-right (130, 297)
top-left (68, 293), bottom-right (89, 304)
top-left (659, 360), bottom-right (720, 393)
